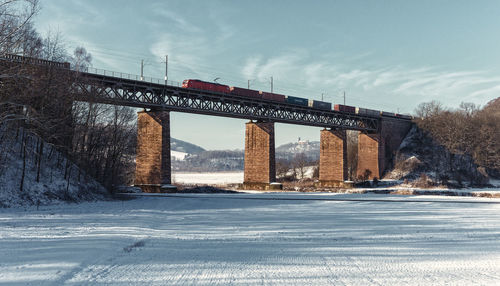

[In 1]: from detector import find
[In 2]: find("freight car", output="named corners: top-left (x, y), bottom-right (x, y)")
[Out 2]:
top-left (381, 111), bottom-right (397, 117)
top-left (286, 95), bottom-right (309, 106)
top-left (334, 104), bottom-right (356, 113)
top-left (260, 91), bottom-right (286, 102)
top-left (181, 79), bottom-right (410, 121)
top-left (308, 99), bottom-right (332, 110)
top-left (230, 86), bottom-right (261, 98)
top-left (182, 79), bottom-right (230, 94)
top-left (355, 107), bottom-right (380, 117)
top-left (396, 114), bottom-right (413, 120)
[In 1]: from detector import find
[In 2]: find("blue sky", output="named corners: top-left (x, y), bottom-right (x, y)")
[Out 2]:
top-left (35, 0), bottom-right (500, 150)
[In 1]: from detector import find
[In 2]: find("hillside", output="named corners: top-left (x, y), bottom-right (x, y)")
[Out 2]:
top-left (0, 126), bottom-right (109, 208)
top-left (276, 140), bottom-right (320, 160)
top-left (385, 125), bottom-right (489, 187)
top-left (171, 138), bottom-right (205, 154)
top-left (172, 140), bottom-right (321, 172)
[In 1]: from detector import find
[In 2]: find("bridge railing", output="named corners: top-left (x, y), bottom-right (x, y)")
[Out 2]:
top-left (80, 67), bottom-right (182, 87)
top-left (1, 53), bottom-right (71, 69)
top-left (1, 53), bottom-right (183, 87)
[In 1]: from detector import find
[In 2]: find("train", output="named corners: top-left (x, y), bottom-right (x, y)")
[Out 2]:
top-left (181, 79), bottom-right (412, 120)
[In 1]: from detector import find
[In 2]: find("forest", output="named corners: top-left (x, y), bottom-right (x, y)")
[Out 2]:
top-left (414, 99), bottom-right (500, 179)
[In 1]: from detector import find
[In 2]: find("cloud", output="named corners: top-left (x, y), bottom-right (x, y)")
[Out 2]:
top-left (149, 33), bottom-right (208, 77)
top-left (152, 7), bottom-right (202, 34)
top-left (466, 84), bottom-right (500, 101)
top-left (147, 4), bottom-right (239, 81)
top-left (240, 51), bottom-right (500, 110)
top-left (242, 56), bottom-right (261, 80)
top-left (38, 0), bottom-right (105, 34)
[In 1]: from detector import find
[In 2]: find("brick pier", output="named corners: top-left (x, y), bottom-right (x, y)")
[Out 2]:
top-left (135, 110), bottom-right (174, 192)
top-left (357, 133), bottom-right (384, 180)
top-left (318, 129), bottom-right (348, 187)
top-left (243, 121), bottom-right (277, 189)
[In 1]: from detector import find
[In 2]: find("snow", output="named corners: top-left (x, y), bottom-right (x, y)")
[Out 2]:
top-left (490, 179), bottom-right (500, 187)
top-left (172, 171), bottom-right (243, 185)
top-left (0, 128), bottom-right (108, 208)
top-left (1, 193), bottom-right (500, 285)
top-left (171, 150), bottom-right (188, 161)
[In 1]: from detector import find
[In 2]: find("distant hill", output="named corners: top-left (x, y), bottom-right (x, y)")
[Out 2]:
top-left (171, 138), bottom-right (205, 154)
top-left (171, 140), bottom-right (321, 172)
top-left (276, 140), bottom-right (320, 161)
top-left (172, 150), bottom-right (244, 172)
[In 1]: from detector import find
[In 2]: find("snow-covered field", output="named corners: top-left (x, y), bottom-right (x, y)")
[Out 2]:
top-left (171, 151), bottom-right (188, 161)
top-left (173, 171), bottom-right (244, 185)
top-left (1, 193), bottom-right (500, 285)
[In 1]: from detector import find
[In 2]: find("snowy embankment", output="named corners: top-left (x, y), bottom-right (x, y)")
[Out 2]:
top-left (171, 171), bottom-right (500, 198)
top-left (0, 128), bottom-right (108, 208)
top-left (173, 171), bottom-right (244, 185)
top-left (316, 181), bottom-right (500, 198)
top-left (1, 193), bottom-right (500, 285)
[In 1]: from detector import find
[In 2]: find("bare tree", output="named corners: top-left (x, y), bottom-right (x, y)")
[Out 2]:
top-left (414, 99), bottom-right (500, 183)
top-left (0, 0), bottom-right (39, 54)
top-left (72, 46), bottom-right (92, 71)
top-left (292, 153), bottom-right (309, 180)
top-left (276, 158), bottom-right (291, 180)
top-left (346, 130), bottom-right (358, 180)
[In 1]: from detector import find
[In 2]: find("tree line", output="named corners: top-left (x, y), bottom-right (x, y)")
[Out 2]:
top-left (0, 0), bottom-right (136, 192)
top-left (414, 99), bottom-right (500, 180)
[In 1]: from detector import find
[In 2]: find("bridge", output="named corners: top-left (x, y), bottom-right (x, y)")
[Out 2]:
top-left (1, 54), bottom-right (413, 191)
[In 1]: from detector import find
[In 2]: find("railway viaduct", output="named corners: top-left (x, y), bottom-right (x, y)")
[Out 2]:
top-left (1, 55), bottom-right (413, 191)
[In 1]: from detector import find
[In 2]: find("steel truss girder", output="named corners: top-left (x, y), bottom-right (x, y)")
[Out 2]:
top-left (72, 73), bottom-right (380, 132)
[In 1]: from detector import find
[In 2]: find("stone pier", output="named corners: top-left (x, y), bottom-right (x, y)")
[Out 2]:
top-left (356, 118), bottom-right (413, 181)
top-left (357, 133), bottom-right (384, 180)
top-left (243, 121), bottom-right (279, 190)
top-left (135, 110), bottom-right (175, 192)
top-left (318, 129), bottom-right (348, 187)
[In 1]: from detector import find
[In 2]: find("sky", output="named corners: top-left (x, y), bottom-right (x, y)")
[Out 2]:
top-left (35, 0), bottom-right (500, 150)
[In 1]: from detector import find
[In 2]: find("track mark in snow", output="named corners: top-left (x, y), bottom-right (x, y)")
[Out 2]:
top-left (54, 239), bottom-right (149, 285)
top-left (123, 239), bottom-right (146, 252)
top-left (320, 255), bottom-right (344, 285)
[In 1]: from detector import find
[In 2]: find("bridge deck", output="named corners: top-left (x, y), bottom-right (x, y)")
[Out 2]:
top-left (75, 71), bottom-right (380, 131)
top-left (0, 55), bottom-right (415, 131)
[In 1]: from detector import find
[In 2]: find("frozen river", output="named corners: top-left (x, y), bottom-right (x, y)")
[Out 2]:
top-left (1, 193), bottom-right (500, 285)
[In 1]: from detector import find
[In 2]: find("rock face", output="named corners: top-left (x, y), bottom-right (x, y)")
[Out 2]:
top-left (385, 126), bottom-right (488, 186)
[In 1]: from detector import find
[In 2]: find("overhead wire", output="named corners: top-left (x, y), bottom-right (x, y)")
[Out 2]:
top-left (72, 44), bottom-right (404, 111)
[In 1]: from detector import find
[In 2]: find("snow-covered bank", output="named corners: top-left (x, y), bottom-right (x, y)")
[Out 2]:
top-left (1, 193), bottom-right (500, 285)
top-left (309, 186), bottom-right (500, 198)
top-left (0, 127), bottom-right (108, 208)
top-left (173, 171), bottom-right (243, 185)
top-left (171, 171), bottom-right (500, 198)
